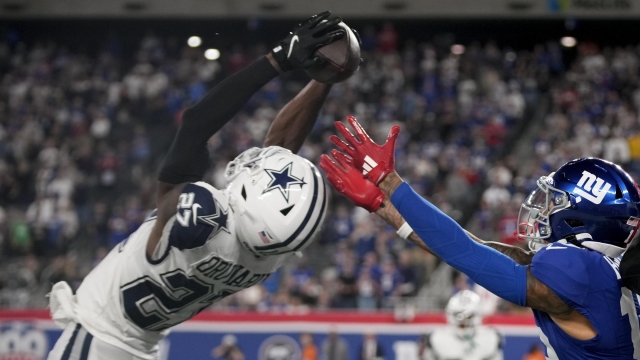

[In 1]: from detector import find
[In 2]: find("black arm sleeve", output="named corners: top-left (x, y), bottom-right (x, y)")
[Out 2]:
top-left (621, 241), bottom-right (640, 293)
top-left (158, 56), bottom-right (279, 184)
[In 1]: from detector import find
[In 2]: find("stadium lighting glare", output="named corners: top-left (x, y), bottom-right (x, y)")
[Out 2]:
top-left (204, 48), bottom-right (221, 60)
top-left (187, 36), bottom-right (202, 48)
top-left (451, 44), bottom-right (465, 55)
top-left (561, 36), bottom-right (577, 48)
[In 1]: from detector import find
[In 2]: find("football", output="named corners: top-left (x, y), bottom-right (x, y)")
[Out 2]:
top-left (305, 22), bottom-right (361, 84)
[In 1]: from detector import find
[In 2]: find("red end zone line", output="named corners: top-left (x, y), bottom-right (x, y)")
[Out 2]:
top-left (0, 310), bottom-right (536, 326)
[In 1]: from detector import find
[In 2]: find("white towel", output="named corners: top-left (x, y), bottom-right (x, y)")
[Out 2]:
top-left (48, 281), bottom-right (77, 328)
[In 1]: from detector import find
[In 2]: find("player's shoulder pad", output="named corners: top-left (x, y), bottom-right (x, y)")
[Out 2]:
top-left (531, 242), bottom-right (591, 276)
top-left (530, 241), bottom-right (611, 306)
top-left (169, 181), bottom-right (231, 250)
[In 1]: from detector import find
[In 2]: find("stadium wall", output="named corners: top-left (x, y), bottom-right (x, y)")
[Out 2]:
top-left (0, 310), bottom-right (541, 360)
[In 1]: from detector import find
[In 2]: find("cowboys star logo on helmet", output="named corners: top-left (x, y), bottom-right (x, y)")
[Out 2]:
top-left (262, 162), bottom-right (306, 203)
top-left (226, 147), bottom-right (328, 257)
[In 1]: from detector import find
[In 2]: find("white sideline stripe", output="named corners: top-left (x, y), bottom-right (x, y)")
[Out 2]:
top-left (12, 320), bottom-right (540, 337)
top-left (171, 322), bottom-right (540, 336)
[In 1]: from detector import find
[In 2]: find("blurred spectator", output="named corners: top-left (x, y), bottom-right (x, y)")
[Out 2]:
top-left (300, 333), bottom-right (318, 360)
top-left (357, 268), bottom-right (379, 310)
top-left (522, 344), bottom-right (546, 360)
top-left (359, 332), bottom-right (384, 360)
top-left (417, 334), bottom-right (429, 360)
top-left (336, 260), bottom-right (358, 309)
top-left (211, 334), bottom-right (244, 360)
top-left (397, 250), bottom-right (418, 297)
top-left (379, 261), bottom-right (402, 309)
top-left (0, 24), bottom-right (541, 310)
top-left (378, 23), bottom-right (398, 53)
top-left (321, 329), bottom-right (349, 360)
top-left (324, 205), bottom-right (354, 244)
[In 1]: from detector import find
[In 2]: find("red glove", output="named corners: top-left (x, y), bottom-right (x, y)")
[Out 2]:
top-left (330, 116), bottom-right (399, 186)
top-left (319, 150), bottom-right (385, 213)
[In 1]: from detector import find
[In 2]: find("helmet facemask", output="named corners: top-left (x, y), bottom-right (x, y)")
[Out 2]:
top-left (225, 147), bottom-right (278, 183)
top-left (517, 175), bottom-right (571, 252)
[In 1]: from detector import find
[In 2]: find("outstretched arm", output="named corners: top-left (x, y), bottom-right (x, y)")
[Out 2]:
top-left (374, 197), bottom-right (534, 265)
top-left (148, 55), bottom-right (281, 257)
top-left (157, 55), bottom-right (280, 193)
top-left (147, 12), bottom-right (345, 258)
top-left (264, 80), bottom-right (332, 153)
top-left (323, 118), bottom-right (597, 339)
top-left (325, 117), bottom-right (569, 315)
top-left (379, 172), bottom-right (572, 316)
top-left (319, 148), bottom-right (535, 265)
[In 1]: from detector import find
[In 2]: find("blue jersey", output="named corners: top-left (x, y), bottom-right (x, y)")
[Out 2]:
top-left (530, 242), bottom-right (640, 359)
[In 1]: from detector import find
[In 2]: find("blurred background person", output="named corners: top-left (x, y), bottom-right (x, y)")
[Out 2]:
top-left (211, 334), bottom-right (244, 360)
top-left (424, 291), bottom-right (503, 360)
top-left (521, 344), bottom-right (546, 360)
top-left (300, 333), bottom-right (318, 360)
top-left (359, 332), bottom-right (384, 360)
top-left (321, 328), bottom-right (349, 360)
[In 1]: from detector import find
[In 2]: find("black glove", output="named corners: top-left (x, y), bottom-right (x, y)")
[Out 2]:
top-left (271, 11), bottom-right (345, 72)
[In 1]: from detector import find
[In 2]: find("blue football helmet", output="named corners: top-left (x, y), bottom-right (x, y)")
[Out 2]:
top-left (518, 158), bottom-right (640, 257)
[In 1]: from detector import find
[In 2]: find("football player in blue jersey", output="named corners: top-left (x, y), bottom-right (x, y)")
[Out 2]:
top-left (47, 12), bottom-right (348, 360)
top-left (321, 116), bottom-right (640, 360)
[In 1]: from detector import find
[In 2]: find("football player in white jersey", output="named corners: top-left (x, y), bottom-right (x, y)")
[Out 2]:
top-left (46, 11), bottom-right (349, 360)
top-left (423, 291), bottom-right (503, 360)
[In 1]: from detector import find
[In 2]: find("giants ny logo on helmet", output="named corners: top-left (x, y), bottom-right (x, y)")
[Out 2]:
top-left (573, 170), bottom-right (612, 204)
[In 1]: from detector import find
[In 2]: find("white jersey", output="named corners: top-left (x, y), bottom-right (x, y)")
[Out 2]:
top-left (73, 182), bottom-right (289, 359)
top-left (425, 326), bottom-right (503, 360)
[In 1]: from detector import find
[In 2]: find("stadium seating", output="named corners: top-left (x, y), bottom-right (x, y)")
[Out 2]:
top-left (0, 28), bottom-right (545, 311)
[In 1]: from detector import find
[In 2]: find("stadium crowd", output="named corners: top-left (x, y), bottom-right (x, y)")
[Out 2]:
top-left (473, 43), bottom-right (640, 256)
top-left (0, 24), bottom-right (549, 310)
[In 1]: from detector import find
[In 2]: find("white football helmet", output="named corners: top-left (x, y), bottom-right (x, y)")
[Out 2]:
top-left (225, 146), bottom-right (328, 257)
top-left (445, 290), bottom-right (482, 338)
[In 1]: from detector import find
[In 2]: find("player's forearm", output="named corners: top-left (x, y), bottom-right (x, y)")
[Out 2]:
top-left (180, 55), bottom-right (279, 136)
top-left (481, 241), bottom-right (534, 266)
top-left (375, 198), bottom-right (437, 256)
top-left (374, 193), bottom-right (534, 265)
top-left (464, 228), bottom-right (534, 266)
top-left (158, 56), bottom-right (279, 185)
top-left (384, 174), bottom-right (527, 306)
top-left (263, 80), bottom-right (332, 153)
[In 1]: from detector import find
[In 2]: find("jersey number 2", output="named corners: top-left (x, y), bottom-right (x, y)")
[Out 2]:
top-left (121, 269), bottom-right (229, 331)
